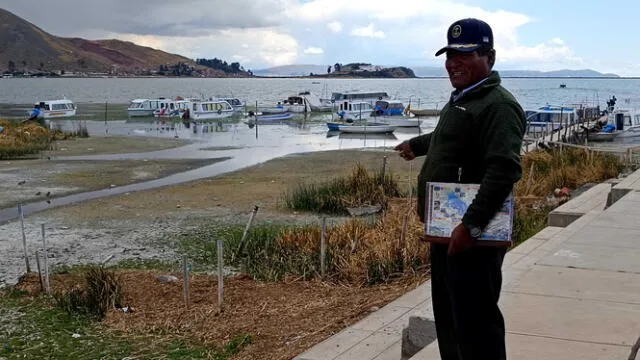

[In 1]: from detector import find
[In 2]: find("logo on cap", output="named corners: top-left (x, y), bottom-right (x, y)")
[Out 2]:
top-left (451, 25), bottom-right (462, 38)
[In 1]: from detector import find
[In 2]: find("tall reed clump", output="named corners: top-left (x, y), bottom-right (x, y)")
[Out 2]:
top-left (512, 147), bottom-right (624, 245)
top-left (202, 199), bottom-right (428, 285)
top-left (54, 266), bottom-right (123, 320)
top-left (0, 120), bottom-right (52, 159)
top-left (515, 147), bottom-right (623, 198)
top-left (282, 163), bottom-right (402, 214)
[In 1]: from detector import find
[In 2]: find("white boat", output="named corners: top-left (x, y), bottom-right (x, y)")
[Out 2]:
top-left (586, 131), bottom-right (619, 142)
top-left (281, 91), bottom-right (333, 112)
top-left (525, 105), bottom-right (579, 134)
top-left (608, 109), bottom-right (640, 138)
top-left (128, 98), bottom-right (178, 117)
top-left (375, 117), bottom-right (421, 127)
top-left (336, 101), bottom-right (374, 121)
top-left (217, 97), bottom-right (245, 112)
top-left (154, 99), bottom-right (194, 118)
top-left (31, 99), bottom-right (77, 118)
top-left (187, 100), bottom-right (235, 121)
top-left (331, 91), bottom-right (389, 103)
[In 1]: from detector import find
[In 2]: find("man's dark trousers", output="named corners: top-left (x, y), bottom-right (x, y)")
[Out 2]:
top-left (430, 243), bottom-right (507, 360)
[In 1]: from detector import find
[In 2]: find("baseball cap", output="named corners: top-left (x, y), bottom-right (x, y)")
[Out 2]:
top-left (435, 18), bottom-right (493, 56)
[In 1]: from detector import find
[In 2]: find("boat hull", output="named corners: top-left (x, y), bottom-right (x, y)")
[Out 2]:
top-left (375, 117), bottom-right (421, 127)
top-left (128, 109), bottom-right (155, 117)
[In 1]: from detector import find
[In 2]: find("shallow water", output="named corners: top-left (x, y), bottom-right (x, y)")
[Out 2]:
top-left (0, 116), bottom-right (437, 223)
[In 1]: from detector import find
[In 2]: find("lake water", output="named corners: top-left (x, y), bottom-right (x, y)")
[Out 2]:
top-left (2, 76), bottom-right (640, 221)
top-left (2, 76), bottom-right (640, 109)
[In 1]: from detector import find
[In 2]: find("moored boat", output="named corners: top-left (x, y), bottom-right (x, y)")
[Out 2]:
top-left (30, 99), bottom-right (77, 119)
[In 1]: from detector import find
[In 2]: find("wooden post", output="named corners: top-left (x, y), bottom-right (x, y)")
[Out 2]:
top-left (627, 147), bottom-right (633, 165)
top-left (525, 163), bottom-right (535, 195)
top-left (408, 161), bottom-right (413, 206)
top-left (381, 156), bottom-right (387, 183)
top-left (320, 217), bottom-right (327, 278)
top-left (183, 255), bottom-right (190, 308)
top-left (41, 224), bottom-right (50, 295)
top-left (35, 249), bottom-right (44, 292)
top-left (18, 204), bottom-right (30, 273)
top-left (233, 206), bottom-right (259, 262)
top-left (217, 239), bottom-right (224, 309)
top-left (104, 101), bottom-right (109, 136)
top-left (255, 100), bottom-right (259, 139)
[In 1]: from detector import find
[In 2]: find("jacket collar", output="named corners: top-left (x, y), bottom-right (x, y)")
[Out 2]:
top-left (450, 71), bottom-right (501, 103)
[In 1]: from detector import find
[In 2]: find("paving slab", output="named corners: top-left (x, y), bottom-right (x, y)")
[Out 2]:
top-left (333, 331), bottom-right (401, 360)
top-left (505, 265), bottom-right (640, 305)
top-left (563, 224), bottom-right (640, 249)
top-left (388, 283), bottom-right (431, 309)
top-left (500, 292), bottom-right (640, 346)
top-left (537, 242), bottom-right (640, 273)
top-left (293, 328), bottom-right (372, 360)
top-left (589, 211), bottom-right (640, 230)
top-left (372, 341), bottom-right (402, 360)
top-left (411, 333), bottom-right (631, 360)
top-left (380, 300), bottom-right (434, 335)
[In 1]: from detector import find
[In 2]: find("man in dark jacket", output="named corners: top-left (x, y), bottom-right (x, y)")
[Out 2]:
top-left (395, 18), bottom-right (526, 360)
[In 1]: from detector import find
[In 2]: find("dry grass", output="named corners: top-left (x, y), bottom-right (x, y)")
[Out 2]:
top-left (283, 163), bottom-right (403, 214)
top-left (15, 271), bottom-right (424, 360)
top-left (515, 147), bottom-right (622, 198)
top-left (0, 119), bottom-right (52, 159)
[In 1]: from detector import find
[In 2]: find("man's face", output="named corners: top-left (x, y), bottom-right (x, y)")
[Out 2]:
top-left (445, 50), bottom-right (491, 90)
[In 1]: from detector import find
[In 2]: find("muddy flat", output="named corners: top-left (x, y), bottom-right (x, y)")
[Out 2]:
top-left (48, 135), bottom-right (191, 156)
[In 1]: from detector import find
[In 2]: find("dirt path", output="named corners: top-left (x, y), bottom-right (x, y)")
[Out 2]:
top-left (0, 147), bottom-right (422, 287)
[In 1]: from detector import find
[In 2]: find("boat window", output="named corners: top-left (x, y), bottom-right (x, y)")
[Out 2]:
top-left (170, 103), bottom-right (174, 110)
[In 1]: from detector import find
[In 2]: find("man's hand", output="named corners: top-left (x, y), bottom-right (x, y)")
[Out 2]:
top-left (448, 223), bottom-right (476, 255)
top-left (394, 141), bottom-right (416, 161)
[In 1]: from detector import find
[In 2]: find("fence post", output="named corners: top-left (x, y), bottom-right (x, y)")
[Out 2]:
top-left (320, 217), bottom-right (327, 278)
top-left (18, 205), bottom-right (30, 273)
top-left (381, 156), bottom-right (387, 183)
top-left (217, 239), bottom-right (224, 309)
top-left (233, 205), bottom-right (259, 262)
top-left (41, 224), bottom-right (50, 295)
top-left (183, 255), bottom-right (190, 308)
top-left (35, 249), bottom-right (44, 292)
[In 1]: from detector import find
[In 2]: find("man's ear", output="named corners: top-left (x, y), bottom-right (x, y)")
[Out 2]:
top-left (488, 49), bottom-right (496, 68)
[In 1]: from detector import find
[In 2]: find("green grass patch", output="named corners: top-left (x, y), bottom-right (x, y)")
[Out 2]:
top-left (0, 288), bottom-right (251, 359)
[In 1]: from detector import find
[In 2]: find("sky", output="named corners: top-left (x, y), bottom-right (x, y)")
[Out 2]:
top-left (2, 0), bottom-right (639, 76)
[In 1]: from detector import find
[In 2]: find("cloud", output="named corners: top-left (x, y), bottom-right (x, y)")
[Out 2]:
top-left (350, 23), bottom-right (385, 38)
top-left (549, 38), bottom-right (564, 45)
top-left (5, 0), bottom-right (289, 37)
top-left (303, 47), bottom-right (324, 55)
top-left (496, 38), bottom-right (583, 71)
top-left (1, 0), bottom-right (621, 73)
top-left (327, 21), bottom-right (343, 33)
top-left (115, 28), bottom-right (299, 67)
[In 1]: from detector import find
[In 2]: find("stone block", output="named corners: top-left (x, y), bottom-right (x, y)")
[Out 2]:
top-left (401, 316), bottom-right (437, 359)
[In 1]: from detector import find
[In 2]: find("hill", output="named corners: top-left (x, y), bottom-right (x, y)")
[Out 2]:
top-left (411, 66), bottom-right (619, 78)
top-left (253, 65), bottom-right (330, 77)
top-left (254, 63), bottom-right (415, 78)
top-left (0, 8), bottom-right (250, 77)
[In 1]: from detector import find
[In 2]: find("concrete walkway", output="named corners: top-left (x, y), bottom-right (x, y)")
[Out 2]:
top-left (295, 169), bottom-right (640, 360)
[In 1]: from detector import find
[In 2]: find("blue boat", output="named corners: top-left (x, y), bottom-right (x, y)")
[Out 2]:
top-left (256, 113), bottom-right (294, 122)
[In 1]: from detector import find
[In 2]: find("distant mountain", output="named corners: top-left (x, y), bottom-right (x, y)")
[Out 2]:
top-left (0, 8), bottom-right (250, 77)
top-left (254, 63), bottom-right (415, 78)
top-left (253, 65), bottom-right (331, 77)
top-left (411, 66), bottom-right (619, 78)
